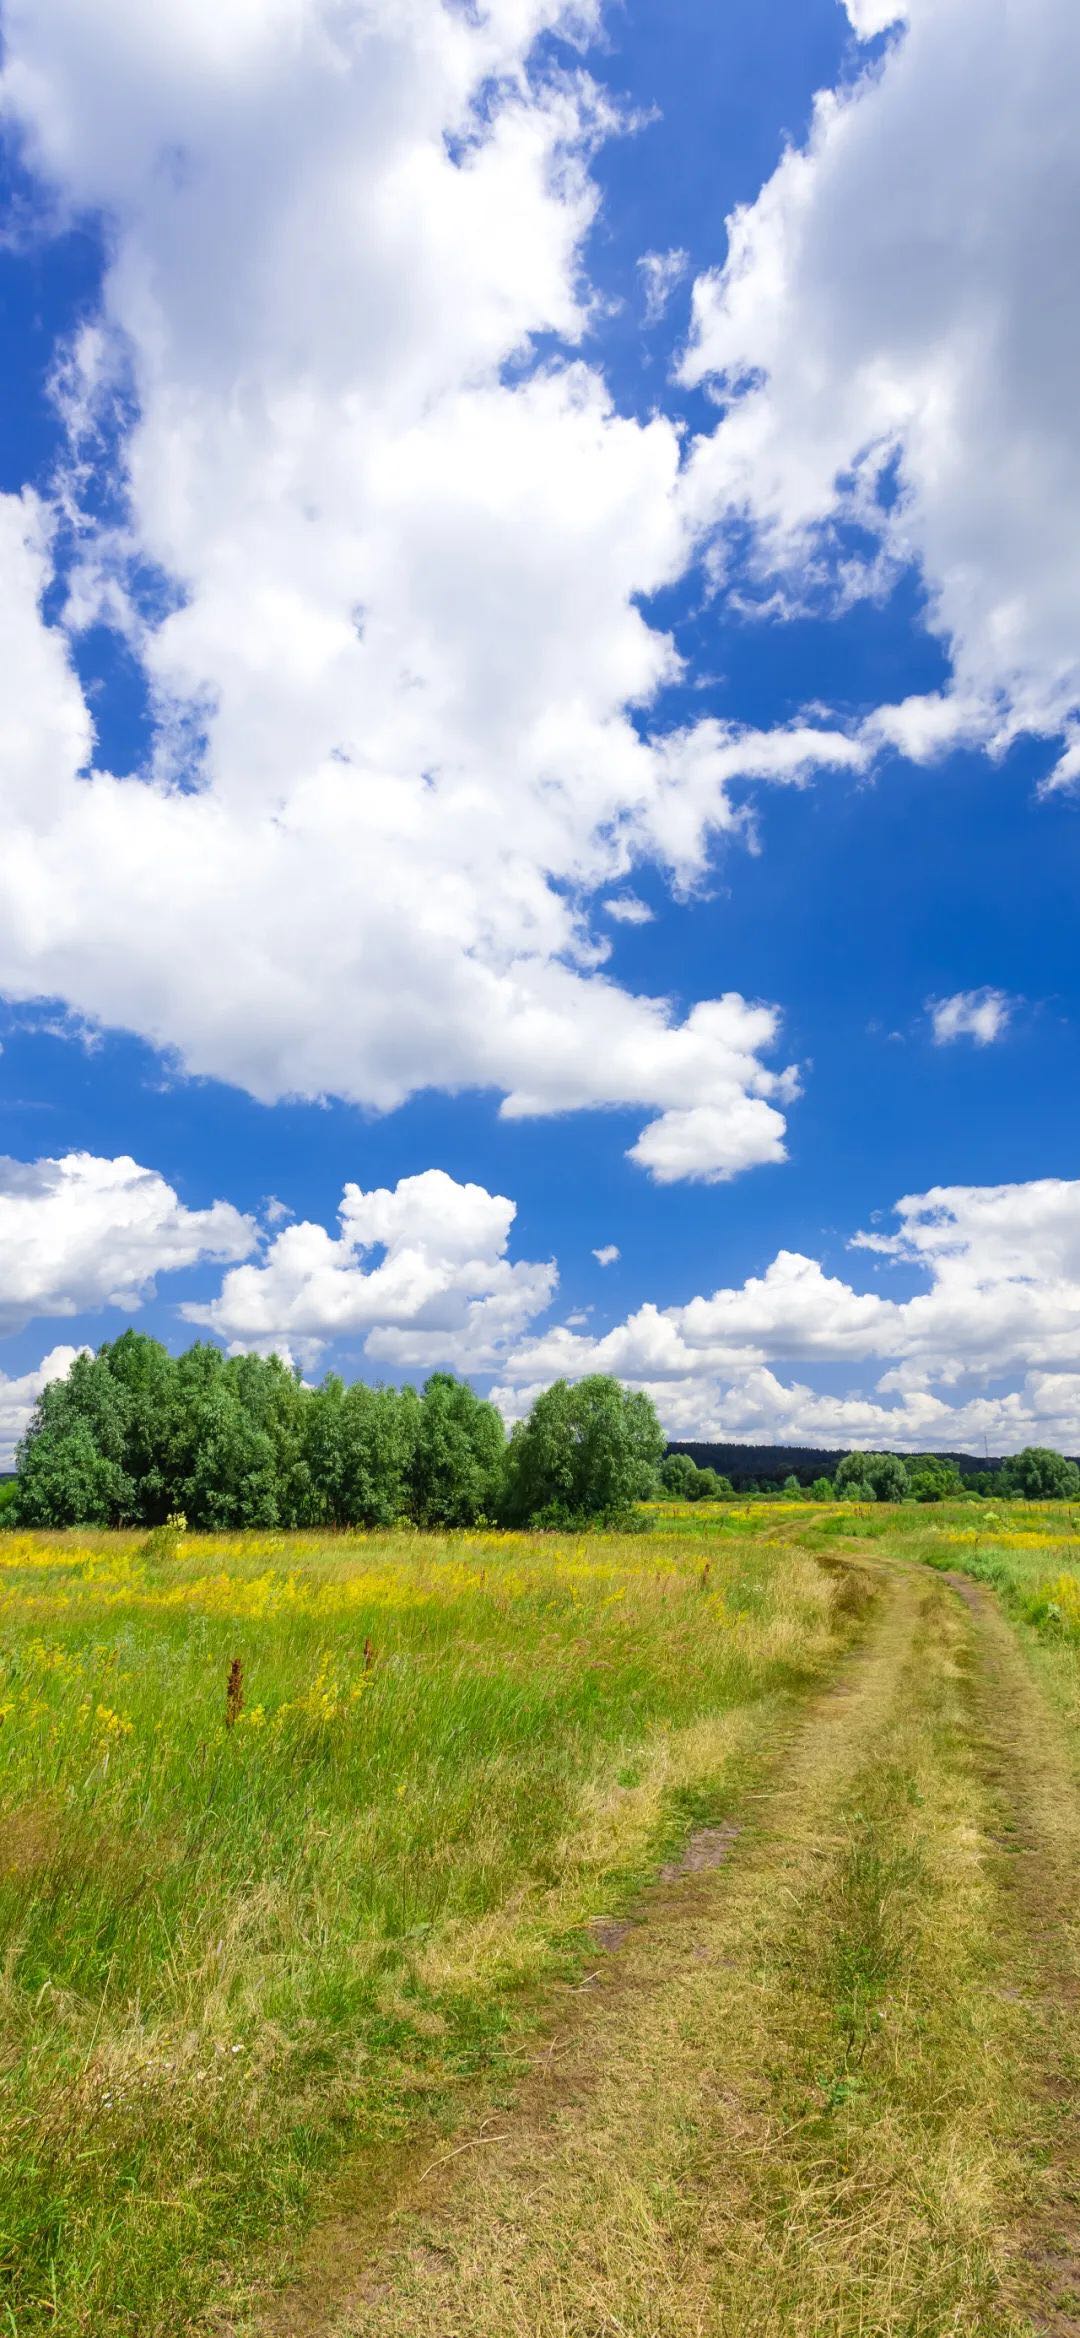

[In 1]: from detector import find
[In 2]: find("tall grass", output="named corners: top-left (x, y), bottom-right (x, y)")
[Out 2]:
top-left (0, 1522), bottom-right (851, 2336)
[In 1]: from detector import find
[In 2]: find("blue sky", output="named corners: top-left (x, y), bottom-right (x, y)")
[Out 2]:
top-left (0, 0), bottom-right (1078, 1458)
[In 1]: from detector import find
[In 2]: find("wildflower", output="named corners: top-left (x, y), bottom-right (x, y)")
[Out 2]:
top-left (94, 1704), bottom-right (133, 1738)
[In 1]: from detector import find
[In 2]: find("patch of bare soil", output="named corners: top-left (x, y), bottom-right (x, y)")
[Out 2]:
top-left (657, 1818), bottom-right (741, 1881)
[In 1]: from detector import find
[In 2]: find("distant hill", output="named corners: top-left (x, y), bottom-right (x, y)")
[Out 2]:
top-left (665, 1441), bottom-right (1028, 1490)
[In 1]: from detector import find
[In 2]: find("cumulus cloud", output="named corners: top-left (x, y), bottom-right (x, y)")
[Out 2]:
top-left (186, 1168), bottom-right (556, 1373)
top-left (491, 1176), bottom-right (1080, 1451)
top-left (928, 988), bottom-right (1012, 1047)
top-left (0, 1151), bottom-right (254, 1334)
top-left (681, 0), bottom-right (1080, 767)
top-left (0, 0), bottom-right (863, 1182)
top-left (0, 1344), bottom-right (83, 1469)
top-left (592, 1243), bottom-right (619, 1266)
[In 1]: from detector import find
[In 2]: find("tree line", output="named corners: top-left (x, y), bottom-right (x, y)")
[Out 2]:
top-left (10, 1332), bottom-right (666, 1531)
top-left (662, 1444), bottom-right (1080, 1503)
top-left (8, 1330), bottom-right (1079, 1529)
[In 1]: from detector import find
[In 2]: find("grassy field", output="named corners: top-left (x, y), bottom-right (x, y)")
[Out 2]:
top-left (2, 1502), bottom-right (1079, 2335)
top-left (0, 1515), bottom-right (855, 2336)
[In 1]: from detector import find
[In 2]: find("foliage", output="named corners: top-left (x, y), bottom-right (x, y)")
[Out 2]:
top-left (835, 1450), bottom-right (908, 1504)
top-left (410, 1371), bottom-right (505, 1526)
top-left (503, 1375), bottom-right (665, 1525)
top-left (658, 1453), bottom-right (732, 1503)
top-left (905, 1454), bottom-right (964, 1503)
top-left (15, 1338), bottom-right (674, 1531)
top-left (997, 1445), bottom-right (1080, 1499)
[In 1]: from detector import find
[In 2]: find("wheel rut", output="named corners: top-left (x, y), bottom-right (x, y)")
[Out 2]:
top-left (247, 1560), bottom-right (1048, 2338)
top-left (943, 1574), bottom-right (1080, 2335)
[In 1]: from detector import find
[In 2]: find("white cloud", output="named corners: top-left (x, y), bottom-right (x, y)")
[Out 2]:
top-left (0, 0), bottom-right (863, 1183)
top-left (186, 1168), bottom-right (556, 1373)
top-left (843, 0), bottom-right (908, 35)
top-left (681, 0), bottom-right (1080, 767)
top-left (592, 1243), bottom-right (619, 1266)
top-left (638, 247), bottom-right (688, 327)
top-left (928, 988), bottom-right (1012, 1047)
top-left (491, 1176), bottom-right (1080, 1451)
top-left (0, 1344), bottom-right (83, 1469)
top-left (0, 1151), bottom-right (255, 1334)
top-left (602, 895), bottom-right (654, 925)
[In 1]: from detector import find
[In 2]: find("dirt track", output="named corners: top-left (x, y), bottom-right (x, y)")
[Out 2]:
top-left (252, 1561), bottom-right (1080, 2338)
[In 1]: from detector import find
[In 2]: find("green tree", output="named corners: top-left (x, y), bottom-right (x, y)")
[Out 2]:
top-left (15, 1351), bottom-right (136, 1526)
top-left (782, 1473), bottom-right (803, 1497)
top-left (226, 1351), bottom-right (313, 1524)
top-left (905, 1454), bottom-right (963, 1503)
top-left (659, 1453), bottom-right (701, 1499)
top-left (97, 1329), bottom-right (181, 1522)
top-left (694, 1466), bottom-right (733, 1500)
top-left (998, 1446), bottom-right (1080, 1499)
top-left (307, 1377), bottom-right (419, 1526)
top-left (501, 1375), bottom-right (666, 1526)
top-left (169, 1345), bottom-right (280, 1529)
top-left (810, 1476), bottom-right (835, 1500)
top-left (410, 1373), bottom-right (505, 1527)
top-left (835, 1450), bottom-right (906, 1503)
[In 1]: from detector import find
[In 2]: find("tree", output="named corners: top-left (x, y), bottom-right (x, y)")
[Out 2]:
top-left (501, 1375), bottom-right (666, 1526)
top-left (410, 1373), bottom-right (505, 1527)
top-left (694, 1466), bottom-right (733, 1500)
top-left (659, 1453), bottom-right (701, 1499)
top-left (835, 1451), bottom-right (907, 1503)
top-left (998, 1446), bottom-right (1080, 1500)
top-left (15, 1352), bottom-right (136, 1526)
top-left (782, 1473), bottom-right (803, 1497)
top-left (97, 1329), bottom-right (181, 1522)
top-left (226, 1351), bottom-right (312, 1525)
top-left (905, 1454), bottom-right (963, 1503)
top-left (307, 1378), bottom-right (419, 1527)
top-left (810, 1476), bottom-right (834, 1500)
top-left (169, 1345), bottom-right (280, 1529)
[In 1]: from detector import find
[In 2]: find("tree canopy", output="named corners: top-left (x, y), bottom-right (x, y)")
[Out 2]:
top-left (997, 1446), bottom-right (1080, 1499)
top-left (502, 1374), bottom-right (666, 1526)
top-left (834, 1450), bottom-right (908, 1504)
top-left (12, 1337), bottom-right (667, 1532)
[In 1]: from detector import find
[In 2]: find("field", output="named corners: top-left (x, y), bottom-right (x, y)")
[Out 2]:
top-left (1, 1503), bottom-right (1079, 2334)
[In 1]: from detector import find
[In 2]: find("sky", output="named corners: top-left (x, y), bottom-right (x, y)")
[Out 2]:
top-left (0, 0), bottom-right (1079, 1461)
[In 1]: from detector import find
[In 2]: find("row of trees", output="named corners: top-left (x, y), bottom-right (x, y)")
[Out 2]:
top-left (9, 1331), bottom-right (1080, 1527)
top-left (11, 1333), bottom-right (666, 1531)
top-left (832, 1447), bottom-right (1080, 1502)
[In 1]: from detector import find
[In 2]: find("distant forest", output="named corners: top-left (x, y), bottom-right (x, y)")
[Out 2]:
top-left (666, 1442), bottom-right (1080, 1493)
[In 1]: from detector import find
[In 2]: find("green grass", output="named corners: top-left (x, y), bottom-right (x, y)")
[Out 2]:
top-left (0, 1521), bottom-right (852, 2337)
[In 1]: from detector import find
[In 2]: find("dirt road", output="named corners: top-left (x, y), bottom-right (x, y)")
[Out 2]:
top-left (255, 1561), bottom-right (1080, 2337)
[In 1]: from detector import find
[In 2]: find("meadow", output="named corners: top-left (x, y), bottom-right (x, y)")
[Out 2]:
top-left (0, 1512), bottom-right (855, 2336)
top-left (3, 1500), bottom-right (1080, 2336)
